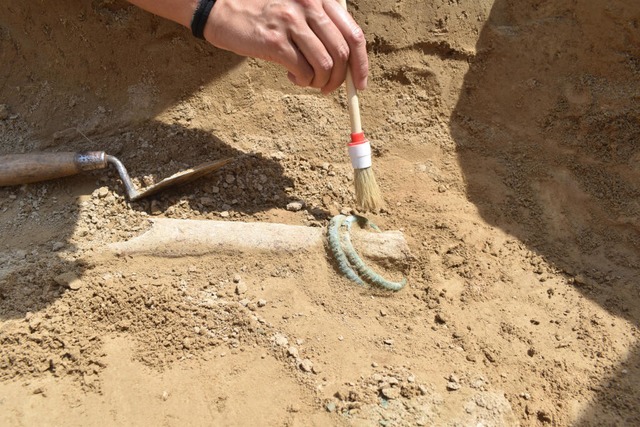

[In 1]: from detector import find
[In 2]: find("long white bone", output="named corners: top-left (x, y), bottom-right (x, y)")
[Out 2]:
top-left (108, 218), bottom-right (412, 263)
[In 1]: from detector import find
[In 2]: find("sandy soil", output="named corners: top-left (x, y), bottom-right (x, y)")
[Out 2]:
top-left (1, 0), bottom-right (639, 426)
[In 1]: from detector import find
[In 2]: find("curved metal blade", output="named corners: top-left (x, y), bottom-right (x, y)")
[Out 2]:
top-left (130, 158), bottom-right (233, 201)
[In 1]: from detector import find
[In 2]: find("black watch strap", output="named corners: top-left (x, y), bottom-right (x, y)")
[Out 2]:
top-left (191, 0), bottom-right (216, 39)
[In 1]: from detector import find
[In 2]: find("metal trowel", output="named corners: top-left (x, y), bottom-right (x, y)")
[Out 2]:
top-left (0, 151), bottom-right (232, 201)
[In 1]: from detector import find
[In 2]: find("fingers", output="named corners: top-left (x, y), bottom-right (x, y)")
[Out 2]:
top-left (265, 31), bottom-right (315, 87)
top-left (289, 22), bottom-right (337, 90)
top-left (306, 14), bottom-right (349, 93)
top-left (293, 1), bottom-right (368, 93)
top-left (323, 0), bottom-right (368, 90)
top-left (204, 0), bottom-right (368, 93)
top-left (256, 3), bottom-right (335, 91)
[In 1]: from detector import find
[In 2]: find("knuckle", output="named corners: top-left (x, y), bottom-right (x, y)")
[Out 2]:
top-left (335, 43), bottom-right (350, 62)
top-left (349, 25), bottom-right (366, 46)
top-left (278, 9), bottom-right (298, 24)
top-left (317, 55), bottom-right (334, 73)
top-left (262, 30), bottom-right (284, 50)
top-left (293, 0), bottom-right (314, 8)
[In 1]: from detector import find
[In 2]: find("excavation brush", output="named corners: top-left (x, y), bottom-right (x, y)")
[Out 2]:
top-left (339, 0), bottom-right (384, 212)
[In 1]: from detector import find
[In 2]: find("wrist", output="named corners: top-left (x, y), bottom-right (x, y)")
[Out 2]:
top-left (184, 0), bottom-right (201, 28)
top-left (191, 0), bottom-right (218, 39)
top-left (201, 0), bottom-right (225, 47)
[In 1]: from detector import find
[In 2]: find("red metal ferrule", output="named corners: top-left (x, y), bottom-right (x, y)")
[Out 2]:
top-left (349, 132), bottom-right (367, 146)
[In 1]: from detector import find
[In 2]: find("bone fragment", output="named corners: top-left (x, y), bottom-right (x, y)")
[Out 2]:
top-left (108, 218), bottom-right (412, 262)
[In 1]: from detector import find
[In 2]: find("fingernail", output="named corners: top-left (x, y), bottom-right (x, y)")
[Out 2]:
top-left (355, 78), bottom-right (367, 91)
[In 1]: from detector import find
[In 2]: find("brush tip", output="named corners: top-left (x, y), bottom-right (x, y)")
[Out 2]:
top-left (354, 167), bottom-right (384, 212)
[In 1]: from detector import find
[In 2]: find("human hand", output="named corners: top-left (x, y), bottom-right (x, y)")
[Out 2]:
top-left (204, 0), bottom-right (368, 93)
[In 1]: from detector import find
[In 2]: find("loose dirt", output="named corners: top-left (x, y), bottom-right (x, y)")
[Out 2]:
top-left (1, 0), bottom-right (639, 426)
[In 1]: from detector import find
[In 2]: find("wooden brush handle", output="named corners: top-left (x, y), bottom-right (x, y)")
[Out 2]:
top-left (0, 152), bottom-right (107, 186)
top-left (339, 0), bottom-right (362, 134)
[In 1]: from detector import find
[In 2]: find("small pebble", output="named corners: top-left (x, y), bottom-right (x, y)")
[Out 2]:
top-left (464, 401), bottom-right (476, 414)
top-left (54, 272), bottom-right (83, 290)
top-left (141, 175), bottom-right (155, 187)
top-left (446, 381), bottom-right (461, 391)
top-left (299, 359), bottom-right (314, 372)
top-left (286, 201), bottom-right (304, 212)
top-left (97, 187), bottom-right (109, 198)
top-left (235, 282), bottom-right (248, 295)
top-left (484, 350), bottom-right (496, 363)
top-left (274, 334), bottom-right (288, 347)
top-left (380, 387), bottom-right (400, 400)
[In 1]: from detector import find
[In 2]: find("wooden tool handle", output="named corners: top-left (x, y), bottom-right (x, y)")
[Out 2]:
top-left (0, 152), bottom-right (107, 186)
top-left (339, 0), bottom-right (362, 134)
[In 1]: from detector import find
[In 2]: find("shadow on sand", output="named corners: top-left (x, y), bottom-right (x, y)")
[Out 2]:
top-left (450, 0), bottom-right (639, 424)
top-left (0, 0), bottom-right (293, 322)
